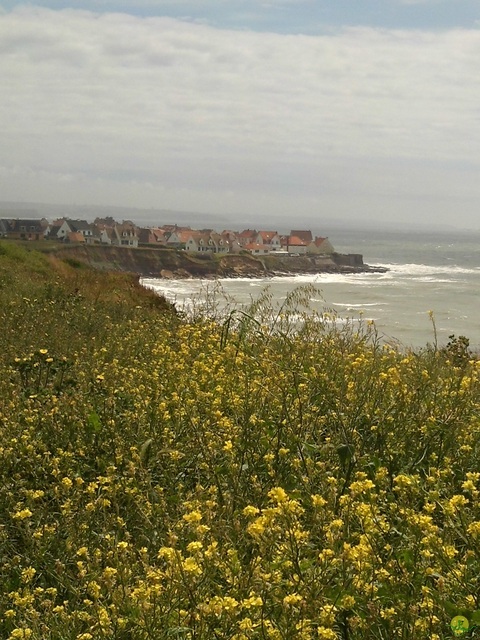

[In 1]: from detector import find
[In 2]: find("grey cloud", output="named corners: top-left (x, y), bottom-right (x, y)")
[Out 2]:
top-left (1, 6), bottom-right (480, 227)
top-left (395, 0), bottom-right (442, 4)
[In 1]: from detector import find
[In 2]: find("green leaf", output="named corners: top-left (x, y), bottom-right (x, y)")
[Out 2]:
top-left (470, 610), bottom-right (480, 625)
top-left (398, 549), bottom-right (414, 569)
top-left (443, 600), bottom-right (460, 617)
top-left (87, 411), bottom-right (102, 434)
top-left (337, 443), bottom-right (353, 468)
top-left (140, 438), bottom-right (153, 465)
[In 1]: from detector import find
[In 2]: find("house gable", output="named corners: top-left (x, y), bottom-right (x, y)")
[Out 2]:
top-left (307, 236), bottom-right (335, 255)
top-left (290, 229), bottom-right (313, 244)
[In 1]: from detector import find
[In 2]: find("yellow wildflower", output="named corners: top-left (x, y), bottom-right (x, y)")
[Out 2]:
top-left (12, 509), bottom-right (33, 520)
top-left (268, 487), bottom-right (288, 503)
top-left (183, 510), bottom-right (202, 524)
top-left (317, 627), bottom-right (337, 639)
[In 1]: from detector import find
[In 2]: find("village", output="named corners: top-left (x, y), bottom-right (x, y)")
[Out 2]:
top-left (0, 216), bottom-right (336, 256)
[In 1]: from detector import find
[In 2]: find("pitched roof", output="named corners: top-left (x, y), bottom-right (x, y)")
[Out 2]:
top-left (290, 230), bottom-right (312, 243)
top-left (68, 219), bottom-right (93, 232)
top-left (137, 228), bottom-right (154, 243)
top-left (0, 219), bottom-right (11, 232)
top-left (175, 230), bottom-right (195, 243)
top-left (67, 231), bottom-right (85, 243)
top-left (257, 230), bottom-right (279, 242)
top-left (48, 224), bottom-right (62, 237)
top-left (104, 227), bottom-right (116, 240)
top-left (186, 231), bottom-right (218, 244)
top-left (288, 235), bottom-right (307, 246)
top-left (138, 227), bottom-right (167, 243)
top-left (10, 219), bottom-right (44, 232)
top-left (116, 221), bottom-right (138, 234)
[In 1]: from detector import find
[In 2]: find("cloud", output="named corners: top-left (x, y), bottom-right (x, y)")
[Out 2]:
top-left (1, 6), bottom-right (480, 226)
top-left (395, 0), bottom-right (442, 4)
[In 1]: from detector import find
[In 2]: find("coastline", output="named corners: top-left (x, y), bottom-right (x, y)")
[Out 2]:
top-left (52, 244), bottom-right (388, 279)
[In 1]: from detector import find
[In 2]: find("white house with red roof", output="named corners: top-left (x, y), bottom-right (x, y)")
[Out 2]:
top-left (243, 242), bottom-right (270, 255)
top-left (166, 228), bottom-right (192, 248)
top-left (286, 234), bottom-right (308, 254)
top-left (290, 230), bottom-right (313, 244)
top-left (236, 229), bottom-right (258, 247)
top-left (255, 230), bottom-right (282, 251)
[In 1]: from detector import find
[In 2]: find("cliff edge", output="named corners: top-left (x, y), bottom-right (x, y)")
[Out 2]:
top-left (53, 245), bottom-right (386, 278)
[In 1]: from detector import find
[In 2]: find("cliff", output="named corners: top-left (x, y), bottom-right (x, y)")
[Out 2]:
top-left (53, 245), bottom-right (386, 278)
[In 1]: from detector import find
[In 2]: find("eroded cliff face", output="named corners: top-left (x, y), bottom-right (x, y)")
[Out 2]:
top-left (53, 245), bottom-right (376, 278)
top-left (55, 245), bottom-right (268, 277)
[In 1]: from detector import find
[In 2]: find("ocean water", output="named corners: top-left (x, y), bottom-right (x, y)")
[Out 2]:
top-left (142, 227), bottom-right (480, 350)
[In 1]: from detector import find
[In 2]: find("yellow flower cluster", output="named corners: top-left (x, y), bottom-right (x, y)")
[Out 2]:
top-left (1, 251), bottom-right (480, 639)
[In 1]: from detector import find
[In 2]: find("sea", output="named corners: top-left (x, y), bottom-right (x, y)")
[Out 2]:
top-left (142, 227), bottom-right (480, 351)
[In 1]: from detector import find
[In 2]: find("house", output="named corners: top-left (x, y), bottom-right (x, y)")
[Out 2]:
top-left (287, 235), bottom-right (308, 255)
top-left (290, 230), bottom-right (313, 244)
top-left (184, 231), bottom-right (227, 254)
top-left (279, 234), bottom-right (289, 250)
top-left (94, 216), bottom-right (116, 228)
top-left (98, 225), bottom-right (115, 245)
top-left (279, 229), bottom-right (318, 255)
top-left (75, 221), bottom-right (99, 244)
top-left (57, 219), bottom-right (99, 243)
top-left (211, 232), bottom-right (230, 254)
top-left (243, 242), bottom-right (270, 255)
top-left (220, 231), bottom-right (242, 253)
top-left (137, 228), bottom-right (154, 245)
top-left (46, 224), bottom-right (63, 240)
top-left (184, 231), bottom-right (211, 253)
top-left (138, 227), bottom-right (168, 246)
top-left (0, 219), bottom-right (11, 237)
top-left (6, 219), bottom-right (46, 241)
top-left (66, 231), bottom-right (86, 244)
top-left (97, 221), bottom-right (139, 247)
top-left (152, 229), bottom-right (168, 245)
top-left (255, 231), bottom-right (282, 252)
top-left (237, 229), bottom-right (258, 247)
top-left (113, 221), bottom-right (139, 248)
top-left (57, 219), bottom-right (77, 240)
top-left (307, 236), bottom-right (335, 255)
top-left (166, 228), bottom-right (192, 249)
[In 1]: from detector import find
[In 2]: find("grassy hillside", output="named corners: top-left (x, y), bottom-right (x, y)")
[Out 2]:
top-left (1, 242), bottom-right (480, 639)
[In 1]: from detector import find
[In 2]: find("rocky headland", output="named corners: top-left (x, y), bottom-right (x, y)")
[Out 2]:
top-left (54, 244), bottom-right (387, 279)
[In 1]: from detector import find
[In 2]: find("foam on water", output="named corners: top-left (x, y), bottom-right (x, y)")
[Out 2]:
top-left (140, 239), bottom-right (480, 349)
top-left (378, 263), bottom-right (480, 276)
top-left (332, 302), bottom-right (384, 309)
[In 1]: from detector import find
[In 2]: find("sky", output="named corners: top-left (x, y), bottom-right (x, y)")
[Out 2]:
top-left (1, 1), bottom-right (480, 230)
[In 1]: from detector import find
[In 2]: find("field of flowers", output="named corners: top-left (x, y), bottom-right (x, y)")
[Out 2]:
top-left (1, 241), bottom-right (480, 639)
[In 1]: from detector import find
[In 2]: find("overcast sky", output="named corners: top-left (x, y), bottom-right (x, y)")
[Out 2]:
top-left (1, 1), bottom-right (480, 229)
